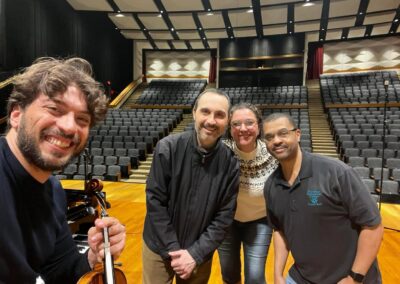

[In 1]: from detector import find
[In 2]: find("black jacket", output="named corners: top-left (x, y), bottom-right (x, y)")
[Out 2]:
top-left (0, 137), bottom-right (91, 283)
top-left (143, 130), bottom-right (240, 264)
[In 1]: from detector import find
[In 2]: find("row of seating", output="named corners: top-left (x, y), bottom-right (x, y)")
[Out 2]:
top-left (321, 71), bottom-right (400, 104)
top-left (138, 80), bottom-right (207, 105)
top-left (219, 86), bottom-right (308, 105)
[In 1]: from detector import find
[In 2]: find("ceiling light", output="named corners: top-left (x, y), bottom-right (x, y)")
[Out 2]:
top-left (247, 9), bottom-right (253, 13)
top-left (160, 10), bottom-right (164, 14)
top-left (203, 37), bottom-right (206, 40)
top-left (359, 12), bottom-right (363, 15)
top-left (320, 38), bottom-right (323, 41)
top-left (289, 20), bottom-right (293, 23)
top-left (342, 36), bottom-right (346, 39)
top-left (289, 31), bottom-right (292, 34)
top-left (208, 8), bottom-right (211, 11)
top-left (157, 14), bottom-right (162, 17)
top-left (394, 19), bottom-right (399, 22)
top-left (171, 28), bottom-right (174, 31)
top-left (115, 13), bottom-right (124, 17)
top-left (321, 28), bottom-right (325, 31)
top-left (228, 26), bottom-right (231, 29)
top-left (365, 34), bottom-right (369, 36)
top-left (302, 0), bottom-right (315, 7)
top-left (207, 12), bottom-right (214, 16)
top-left (199, 27), bottom-right (202, 30)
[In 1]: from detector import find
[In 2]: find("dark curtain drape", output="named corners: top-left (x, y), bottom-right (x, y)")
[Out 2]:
top-left (209, 50), bottom-right (217, 83)
top-left (306, 43), bottom-right (324, 79)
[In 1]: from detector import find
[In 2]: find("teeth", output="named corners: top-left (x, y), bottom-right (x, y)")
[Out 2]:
top-left (47, 137), bottom-right (70, 148)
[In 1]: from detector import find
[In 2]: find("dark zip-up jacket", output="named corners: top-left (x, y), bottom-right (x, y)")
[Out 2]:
top-left (143, 130), bottom-right (240, 265)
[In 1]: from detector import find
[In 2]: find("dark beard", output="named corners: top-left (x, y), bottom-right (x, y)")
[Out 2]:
top-left (16, 117), bottom-right (83, 171)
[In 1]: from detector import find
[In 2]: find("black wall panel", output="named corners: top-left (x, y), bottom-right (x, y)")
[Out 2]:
top-left (219, 34), bottom-right (305, 87)
top-left (1, 0), bottom-right (132, 94)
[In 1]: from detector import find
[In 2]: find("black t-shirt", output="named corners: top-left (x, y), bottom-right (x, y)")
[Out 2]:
top-left (264, 151), bottom-right (381, 284)
top-left (0, 137), bottom-right (91, 283)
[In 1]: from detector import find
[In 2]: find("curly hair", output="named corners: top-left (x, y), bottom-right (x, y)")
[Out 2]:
top-left (7, 57), bottom-right (108, 128)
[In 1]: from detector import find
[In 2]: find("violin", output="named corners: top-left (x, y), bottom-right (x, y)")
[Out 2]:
top-left (76, 177), bottom-right (127, 284)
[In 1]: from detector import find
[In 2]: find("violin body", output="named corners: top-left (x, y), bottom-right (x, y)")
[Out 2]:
top-left (77, 265), bottom-right (127, 284)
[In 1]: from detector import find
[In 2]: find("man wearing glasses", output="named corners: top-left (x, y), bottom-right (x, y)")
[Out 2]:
top-left (262, 113), bottom-right (383, 284)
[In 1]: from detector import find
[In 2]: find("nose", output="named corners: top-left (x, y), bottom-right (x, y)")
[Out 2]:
top-left (206, 114), bottom-right (216, 125)
top-left (57, 112), bottom-right (78, 134)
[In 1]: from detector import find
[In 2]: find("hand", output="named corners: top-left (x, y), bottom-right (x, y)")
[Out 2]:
top-left (168, 249), bottom-right (197, 280)
top-left (87, 217), bottom-right (126, 268)
top-left (337, 276), bottom-right (358, 284)
top-left (274, 275), bottom-right (286, 284)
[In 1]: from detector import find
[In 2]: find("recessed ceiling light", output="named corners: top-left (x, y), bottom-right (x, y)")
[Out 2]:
top-left (321, 28), bottom-right (325, 31)
top-left (199, 27), bottom-right (202, 30)
top-left (289, 20), bottom-right (293, 23)
top-left (289, 31), bottom-right (292, 34)
top-left (320, 38), bottom-right (323, 41)
top-left (160, 10), bottom-right (164, 14)
top-left (203, 37), bottom-right (206, 40)
top-left (171, 28), bottom-right (174, 31)
top-left (208, 8), bottom-right (211, 11)
top-left (302, 0), bottom-right (315, 7)
top-left (228, 26), bottom-right (231, 29)
top-left (359, 12), bottom-right (363, 15)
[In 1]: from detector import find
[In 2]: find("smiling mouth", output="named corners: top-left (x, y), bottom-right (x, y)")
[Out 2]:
top-left (45, 136), bottom-right (72, 148)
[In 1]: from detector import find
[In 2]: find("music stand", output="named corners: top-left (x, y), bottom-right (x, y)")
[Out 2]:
top-left (377, 79), bottom-right (400, 232)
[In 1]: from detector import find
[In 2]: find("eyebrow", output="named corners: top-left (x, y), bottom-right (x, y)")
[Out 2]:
top-left (52, 97), bottom-right (91, 115)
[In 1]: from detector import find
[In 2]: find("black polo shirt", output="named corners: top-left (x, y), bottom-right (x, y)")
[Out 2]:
top-left (264, 151), bottom-right (381, 284)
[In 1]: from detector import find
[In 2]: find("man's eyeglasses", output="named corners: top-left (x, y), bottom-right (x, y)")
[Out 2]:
top-left (264, 128), bottom-right (297, 142)
top-left (231, 120), bottom-right (257, 129)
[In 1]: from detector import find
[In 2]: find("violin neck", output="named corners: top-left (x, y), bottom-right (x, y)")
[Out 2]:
top-left (103, 226), bottom-right (115, 284)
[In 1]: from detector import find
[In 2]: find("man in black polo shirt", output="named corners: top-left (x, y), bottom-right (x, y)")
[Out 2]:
top-left (262, 113), bottom-right (383, 284)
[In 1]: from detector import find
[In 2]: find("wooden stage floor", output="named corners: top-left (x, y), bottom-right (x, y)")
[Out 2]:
top-left (62, 180), bottom-right (400, 284)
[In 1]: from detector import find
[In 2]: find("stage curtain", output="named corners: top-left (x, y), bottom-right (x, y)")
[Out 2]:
top-left (209, 52), bottom-right (217, 83)
top-left (307, 43), bottom-right (323, 79)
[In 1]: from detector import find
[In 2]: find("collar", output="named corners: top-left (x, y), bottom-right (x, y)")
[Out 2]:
top-left (191, 130), bottom-right (221, 164)
top-left (274, 150), bottom-right (313, 188)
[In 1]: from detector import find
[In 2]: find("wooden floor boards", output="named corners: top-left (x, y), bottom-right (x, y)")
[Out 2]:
top-left (62, 180), bottom-right (400, 284)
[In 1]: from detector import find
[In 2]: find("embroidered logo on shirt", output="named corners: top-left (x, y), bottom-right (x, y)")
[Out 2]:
top-left (306, 189), bottom-right (322, 206)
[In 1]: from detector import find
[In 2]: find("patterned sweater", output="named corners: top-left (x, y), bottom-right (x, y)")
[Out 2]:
top-left (224, 139), bottom-right (278, 222)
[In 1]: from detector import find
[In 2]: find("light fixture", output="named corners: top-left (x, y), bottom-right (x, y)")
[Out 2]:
top-left (365, 34), bottom-right (369, 36)
top-left (228, 26), bottom-right (231, 29)
top-left (320, 38), bottom-right (323, 41)
top-left (207, 12), bottom-right (214, 16)
top-left (157, 14), bottom-right (162, 17)
top-left (160, 10), bottom-right (164, 14)
top-left (115, 13), bottom-right (124, 17)
top-left (342, 36), bottom-right (346, 39)
top-left (302, 0), bottom-right (315, 7)
top-left (247, 9), bottom-right (253, 13)
top-left (359, 12), bottom-right (363, 15)
top-left (171, 28), bottom-right (174, 31)
top-left (199, 27), bottom-right (202, 30)
top-left (289, 31), bottom-right (292, 34)
top-left (321, 28), bottom-right (325, 31)
top-left (394, 19), bottom-right (399, 22)
top-left (289, 20), bottom-right (293, 23)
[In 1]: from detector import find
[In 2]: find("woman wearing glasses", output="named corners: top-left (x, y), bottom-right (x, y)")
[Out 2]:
top-left (218, 103), bottom-right (278, 284)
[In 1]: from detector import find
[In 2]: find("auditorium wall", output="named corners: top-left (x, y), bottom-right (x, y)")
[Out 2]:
top-left (144, 50), bottom-right (211, 82)
top-left (218, 34), bottom-right (305, 87)
top-left (0, 0), bottom-right (132, 94)
top-left (323, 36), bottom-right (400, 74)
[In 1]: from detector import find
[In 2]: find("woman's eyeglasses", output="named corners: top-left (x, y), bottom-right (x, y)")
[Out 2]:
top-left (231, 120), bottom-right (257, 129)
